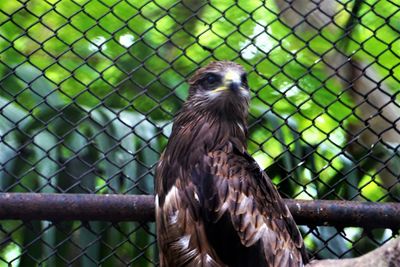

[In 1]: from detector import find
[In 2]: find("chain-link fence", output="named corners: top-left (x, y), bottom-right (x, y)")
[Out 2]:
top-left (0, 0), bottom-right (399, 266)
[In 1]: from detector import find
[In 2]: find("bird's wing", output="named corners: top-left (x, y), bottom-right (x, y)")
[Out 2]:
top-left (195, 142), bottom-right (308, 267)
top-left (155, 161), bottom-right (225, 267)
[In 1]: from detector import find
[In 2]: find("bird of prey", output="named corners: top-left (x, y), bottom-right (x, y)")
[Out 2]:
top-left (155, 61), bottom-right (308, 267)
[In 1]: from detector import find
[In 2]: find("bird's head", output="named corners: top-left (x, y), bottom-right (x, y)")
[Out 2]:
top-left (187, 61), bottom-right (250, 120)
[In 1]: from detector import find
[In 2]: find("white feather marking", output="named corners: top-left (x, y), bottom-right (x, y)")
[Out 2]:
top-left (155, 194), bottom-right (159, 212)
top-left (157, 159), bottom-right (163, 167)
top-left (204, 90), bottom-right (222, 100)
top-left (216, 202), bottom-right (229, 219)
top-left (205, 254), bottom-right (213, 263)
top-left (165, 186), bottom-right (179, 205)
top-left (186, 248), bottom-right (198, 259)
top-left (240, 88), bottom-right (250, 97)
top-left (178, 235), bottom-right (191, 250)
top-left (251, 223), bottom-right (267, 243)
top-left (235, 194), bottom-right (251, 214)
top-left (237, 122), bottom-right (245, 133)
top-left (193, 192), bottom-right (200, 202)
top-left (169, 210), bottom-right (179, 224)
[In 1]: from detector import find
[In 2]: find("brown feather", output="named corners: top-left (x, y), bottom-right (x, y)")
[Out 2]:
top-left (155, 61), bottom-right (308, 267)
top-left (211, 147), bottom-right (308, 264)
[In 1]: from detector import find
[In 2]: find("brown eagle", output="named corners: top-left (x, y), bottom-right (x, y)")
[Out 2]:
top-left (155, 61), bottom-right (308, 267)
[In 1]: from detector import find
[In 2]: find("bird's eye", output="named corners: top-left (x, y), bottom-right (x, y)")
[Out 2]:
top-left (241, 73), bottom-right (248, 86)
top-left (204, 73), bottom-right (219, 86)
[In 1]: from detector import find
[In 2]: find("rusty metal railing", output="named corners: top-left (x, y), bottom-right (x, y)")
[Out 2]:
top-left (1, 193), bottom-right (399, 229)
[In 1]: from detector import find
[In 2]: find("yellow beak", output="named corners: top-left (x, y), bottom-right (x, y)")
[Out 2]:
top-left (211, 71), bottom-right (243, 93)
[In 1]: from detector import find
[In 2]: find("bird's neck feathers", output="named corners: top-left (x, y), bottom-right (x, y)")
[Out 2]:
top-left (166, 106), bottom-right (248, 166)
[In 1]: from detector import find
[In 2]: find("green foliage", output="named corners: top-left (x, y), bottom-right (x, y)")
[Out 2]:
top-left (0, 0), bottom-right (399, 266)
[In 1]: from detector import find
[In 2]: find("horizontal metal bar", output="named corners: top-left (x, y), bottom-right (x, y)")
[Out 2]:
top-left (0, 193), bottom-right (399, 229)
top-left (0, 193), bottom-right (155, 222)
top-left (285, 199), bottom-right (400, 229)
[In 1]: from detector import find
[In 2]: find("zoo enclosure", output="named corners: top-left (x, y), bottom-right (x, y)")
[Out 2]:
top-left (0, 0), bottom-right (400, 266)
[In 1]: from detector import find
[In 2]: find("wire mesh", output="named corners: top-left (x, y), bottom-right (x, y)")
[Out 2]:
top-left (0, 0), bottom-right (399, 266)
